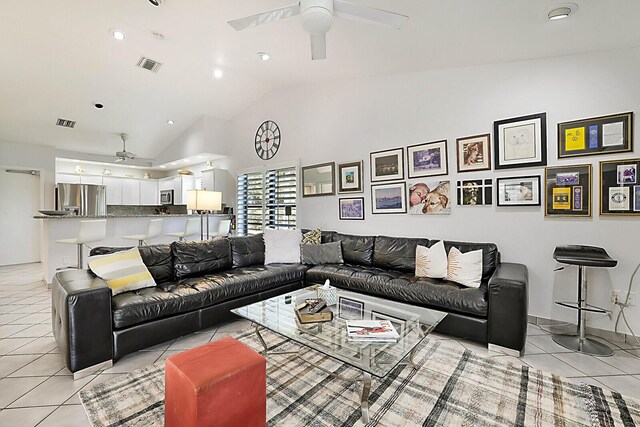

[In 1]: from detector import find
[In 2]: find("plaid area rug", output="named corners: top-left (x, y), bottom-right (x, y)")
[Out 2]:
top-left (80, 329), bottom-right (640, 426)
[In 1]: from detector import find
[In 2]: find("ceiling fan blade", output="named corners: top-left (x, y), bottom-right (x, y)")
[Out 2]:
top-left (228, 4), bottom-right (301, 31)
top-left (310, 33), bottom-right (326, 60)
top-left (333, 0), bottom-right (408, 29)
top-left (114, 157), bottom-right (125, 163)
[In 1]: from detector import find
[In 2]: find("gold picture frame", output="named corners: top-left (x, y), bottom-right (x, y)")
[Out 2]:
top-left (544, 164), bottom-right (592, 217)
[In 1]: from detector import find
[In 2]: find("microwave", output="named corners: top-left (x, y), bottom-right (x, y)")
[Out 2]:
top-left (160, 189), bottom-right (174, 205)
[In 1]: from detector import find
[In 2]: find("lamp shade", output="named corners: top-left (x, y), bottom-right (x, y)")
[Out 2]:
top-left (187, 190), bottom-right (222, 211)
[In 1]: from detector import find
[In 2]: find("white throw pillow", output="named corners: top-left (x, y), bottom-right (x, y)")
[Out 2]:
top-left (263, 229), bottom-right (302, 264)
top-left (445, 247), bottom-right (483, 288)
top-left (415, 241), bottom-right (448, 279)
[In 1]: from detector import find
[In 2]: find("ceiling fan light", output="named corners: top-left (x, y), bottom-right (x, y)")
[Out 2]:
top-left (548, 7), bottom-right (572, 20)
top-left (257, 52), bottom-right (271, 61)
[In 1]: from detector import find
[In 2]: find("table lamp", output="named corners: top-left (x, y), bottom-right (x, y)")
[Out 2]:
top-left (187, 190), bottom-right (222, 240)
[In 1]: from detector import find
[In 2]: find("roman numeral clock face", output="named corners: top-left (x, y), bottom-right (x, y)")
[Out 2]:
top-left (254, 120), bottom-right (280, 160)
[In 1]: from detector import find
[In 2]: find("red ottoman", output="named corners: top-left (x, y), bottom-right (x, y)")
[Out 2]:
top-left (165, 337), bottom-right (266, 427)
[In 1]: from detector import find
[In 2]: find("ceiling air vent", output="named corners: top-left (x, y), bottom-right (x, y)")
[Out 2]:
top-left (137, 56), bottom-right (162, 73)
top-left (56, 118), bottom-right (76, 128)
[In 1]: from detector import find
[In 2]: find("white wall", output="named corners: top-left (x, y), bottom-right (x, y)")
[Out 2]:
top-left (226, 47), bottom-right (640, 334)
top-left (154, 116), bottom-right (231, 165)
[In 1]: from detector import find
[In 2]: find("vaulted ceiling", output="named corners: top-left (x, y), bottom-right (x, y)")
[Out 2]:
top-left (1, 0), bottom-right (639, 159)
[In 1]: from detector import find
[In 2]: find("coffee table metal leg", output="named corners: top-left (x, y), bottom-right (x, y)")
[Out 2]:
top-left (254, 324), bottom-right (269, 355)
top-left (361, 372), bottom-right (371, 423)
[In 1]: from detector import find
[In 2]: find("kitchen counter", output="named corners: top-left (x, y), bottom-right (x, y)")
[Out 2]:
top-left (33, 214), bottom-right (228, 219)
top-left (38, 213), bottom-right (231, 284)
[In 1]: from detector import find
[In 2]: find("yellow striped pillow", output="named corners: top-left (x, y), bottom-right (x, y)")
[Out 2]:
top-left (88, 248), bottom-right (157, 296)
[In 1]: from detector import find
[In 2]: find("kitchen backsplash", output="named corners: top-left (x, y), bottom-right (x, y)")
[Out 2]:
top-left (107, 205), bottom-right (188, 215)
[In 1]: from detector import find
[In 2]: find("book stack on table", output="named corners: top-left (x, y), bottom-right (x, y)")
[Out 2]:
top-left (346, 320), bottom-right (400, 343)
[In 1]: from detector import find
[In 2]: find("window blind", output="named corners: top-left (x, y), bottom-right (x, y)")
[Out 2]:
top-left (236, 171), bottom-right (265, 236)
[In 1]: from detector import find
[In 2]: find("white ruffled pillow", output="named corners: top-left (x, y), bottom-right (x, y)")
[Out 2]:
top-left (445, 247), bottom-right (483, 288)
top-left (415, 241), bottom-right (448, 279)
top-left (263, 229), bottom-right (302, 264)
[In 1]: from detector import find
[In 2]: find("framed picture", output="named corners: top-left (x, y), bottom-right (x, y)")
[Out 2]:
top-left (408, 180), bottom-right (451, 215)
top-left (600, 158), bottom-right (640, 216)
top-left (494, 113), bottom-right (547, 170)
top-left (337, 161), bottom-right (363, 193)
top-left (407, 140), bottom-right (448, 178)
top-left (371, 182), bottom-right (406, 214)
top-left (302, 162), bottom-right (335, 197)
top-left (456, 134), bottom-right (491, 172)
top-left (370, 148), bottom-right (404, 182)
top-left (557, 112), bottom-right (633, 158)
top-left (456, 179), bottom-right (493, 206)
top-left (544, 165), bottom-right (592, 217)
top-left (339, 197), bottom-right (365, 220)
top-left (371, 311), bottom-right (406, 338)
top-left (339, 297), bottom-right (364, 320)
top-left (496, 175), bottom-right (541, 207)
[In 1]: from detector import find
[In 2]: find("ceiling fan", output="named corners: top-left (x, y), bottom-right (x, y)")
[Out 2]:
top-left (228, 0), bottom-right (409, 60)
top-left (114, 133), bottom-right (154, 163)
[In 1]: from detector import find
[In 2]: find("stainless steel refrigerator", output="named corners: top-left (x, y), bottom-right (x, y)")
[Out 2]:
top-left (56, 184), bottom-right (107, 215)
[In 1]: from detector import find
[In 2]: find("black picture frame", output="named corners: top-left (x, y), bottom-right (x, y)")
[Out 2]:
top-left (370, 148), bottom-right (404, 182)
top-left (558, 112), bottom-right (633, 159)
top-left (544, 164), bottom-right (592, 217)
top-left (339, 197), bottom-right (365, 220)
top-left (494, 112), bottom-right (547, 170)
top-left (456, 179), bottom-right (493, 206)
top-left (496, 175), bottom-right (541, 207)
top-left (337, 161), bottom-right (363, 193)
top-left (407, 140), bottom-right (448, 178)
top-left (600, 158), bottom-right (640, 216)
top-left (371, 182), bottom-right (407, 214)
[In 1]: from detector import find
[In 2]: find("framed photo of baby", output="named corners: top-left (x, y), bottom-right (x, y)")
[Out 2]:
top-left (408, 180), bottom-right (451, 215)
top-left (456, 134), bottom-right (491, 172)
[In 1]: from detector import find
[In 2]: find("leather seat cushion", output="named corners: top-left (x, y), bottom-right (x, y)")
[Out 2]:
top-left (229, 234), bottom-right (265, 268)
top-left (112, 264), bottom-right (308, 329)
top-left (372, 235), bottom-right (430, 272)
top-left (329, 233), bottom-right (375, 266)
top-left (306, 264), bottom-right (487, 317)
top-left (171, 238), bottom-right (233, 279)
top-left (90, 244), bottom-right (174, 284)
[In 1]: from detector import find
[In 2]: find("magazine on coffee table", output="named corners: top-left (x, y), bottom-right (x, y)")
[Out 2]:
top-left (346, 320), bottom-right (400, 342)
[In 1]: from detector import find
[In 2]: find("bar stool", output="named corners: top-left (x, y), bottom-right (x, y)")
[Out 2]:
top-left (56, 219), bottom-right (107, 269)
top-left (167, 217), bottom-right (201, 241)
top-left (553, 245), bottom-right (618, 356)
top-left (122, 219), bottom-right (163, 246)
top-left (211, 219), bottom-right (231, 237)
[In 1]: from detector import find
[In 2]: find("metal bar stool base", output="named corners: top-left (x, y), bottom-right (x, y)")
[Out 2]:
top-left (552, 334), bottom-right (613, 357)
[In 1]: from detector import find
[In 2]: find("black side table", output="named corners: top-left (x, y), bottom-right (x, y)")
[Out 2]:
top-left (553, 245), bottom-right (617, 356)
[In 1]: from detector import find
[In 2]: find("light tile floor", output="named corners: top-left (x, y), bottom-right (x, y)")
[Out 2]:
top-left (1, 263), bottom-right (639, 426)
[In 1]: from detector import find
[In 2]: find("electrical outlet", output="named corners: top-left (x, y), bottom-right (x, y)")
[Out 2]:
top-left (611, 290), bottom-right (619, 304)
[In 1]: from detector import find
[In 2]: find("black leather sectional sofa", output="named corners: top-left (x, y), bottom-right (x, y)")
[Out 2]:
top-left (51, 231), bottom-right (528, 378)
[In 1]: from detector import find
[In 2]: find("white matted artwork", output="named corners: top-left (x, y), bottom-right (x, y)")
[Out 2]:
top-left (496, 175), bottom-right (541, 206)
top-left (408, 180), bottom-right (451, 215)
top-left (371, 182), bottom-right (407, 214)
top-left (617, 164), bottom-right (637, 184)
top-left (370, 148), bottom-right (404, 182)
top-left (494, 113), bottom-right (547, 170)
top-left (407, 140), bottom-right (448, 178)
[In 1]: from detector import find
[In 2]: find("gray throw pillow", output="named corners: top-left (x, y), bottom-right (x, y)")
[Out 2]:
top-left (301, 242), bottom-right (344, 265)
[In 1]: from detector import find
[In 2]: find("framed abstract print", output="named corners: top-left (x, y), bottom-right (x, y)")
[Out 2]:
top-left (407, 140), bottom-right (448, 178)
top-left (600, 158), bottom-right (640, 216)
top-left (494, 113), bottom-right (547, 170)
top-left (496, 175), bottom-right (541, 207)
top-left (337, 161), bottom-right (363, 193)
top-left (558, 112), bottom-right (633, 158)
top-left (456, 134), bottom-right (491, 172)
top-left (544, 164), bottom-right (592, 217)
top-left (370, 148), bottom-right (404, 182)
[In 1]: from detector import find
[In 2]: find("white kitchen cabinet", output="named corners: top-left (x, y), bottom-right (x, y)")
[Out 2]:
top-left (158, 177), bottom-right (173, 192)
top-left (56, 173), bottom-right (81, 184)
top-left (201, 169), bottom-right (232, 206)
top-left (102, 177), bottom-right (123, 205)
top-left (80, 175), bottom-right (103, 185)
top-left (139, 180), bottom-right (159, 205)
top-left (121, 179), bottom-right (140, 205)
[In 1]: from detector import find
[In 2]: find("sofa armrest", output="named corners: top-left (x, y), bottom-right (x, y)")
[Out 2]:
top-left (487, 262), bottom-right (529, 354)
top-left (52, 269), bottom-right (113, 375)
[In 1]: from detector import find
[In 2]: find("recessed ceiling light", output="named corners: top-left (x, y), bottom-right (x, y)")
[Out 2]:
top-left (213, 69), bottom-right (223, 79)
top-left (159, 165), bottom-right (166, 168)
top-left (94, 103), bottom-right (104, 109)
top-left (257, 52), bottom-right (271, 61)
top-left (548, 5), bottom-right (574, 20)
top-left (167, 120), bottom-right (175, 125)
top-left (111, 29), bottom-right (125, 41)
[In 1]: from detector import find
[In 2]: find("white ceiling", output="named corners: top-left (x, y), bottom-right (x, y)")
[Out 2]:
top-left (1, 0), bottom-right (639, 159)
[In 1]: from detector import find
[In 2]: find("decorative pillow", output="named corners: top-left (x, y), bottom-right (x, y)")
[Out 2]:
top-left (301, 242), bottom-right (344, 265)
top-left (88, 247), bottom-right (156, 296)
top-left (264, 229), bottom-right (302, 264)
top-left (415, 241), bottom-right (448, 279)
top-left (446, 247), bottom-right (483, 288)
top-left (302, 228), bottom-right (322, 245)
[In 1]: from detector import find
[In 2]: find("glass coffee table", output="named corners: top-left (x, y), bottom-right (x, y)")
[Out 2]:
top-left (231, 286), bottom-right (447, 423)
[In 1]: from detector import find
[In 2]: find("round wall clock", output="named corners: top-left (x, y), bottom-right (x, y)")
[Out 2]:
top-left (254, 120), bottom-right (281, 160)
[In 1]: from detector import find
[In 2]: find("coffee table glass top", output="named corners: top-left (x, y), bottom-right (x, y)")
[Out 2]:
top-left (231, 287), bottom-right (447, 378)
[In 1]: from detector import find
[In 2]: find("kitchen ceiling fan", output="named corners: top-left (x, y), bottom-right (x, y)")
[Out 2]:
top-left (228, 0), bottom-right (409, 60)
top-left (114, 133), bottom-right (153, 163)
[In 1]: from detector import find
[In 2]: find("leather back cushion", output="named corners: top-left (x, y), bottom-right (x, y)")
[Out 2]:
top-left (330, 233), bottom-right (375, 266)
top-left (90, 245), bottom-right (174, 284)
top-left (373, 235), bottom-right (430, 272)
top-left (171, 238), bottom-right (233, 279)
top-left (439, 240), bottom-right (500, 283)
top-left (229, 234), bottom-right (265, 268)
